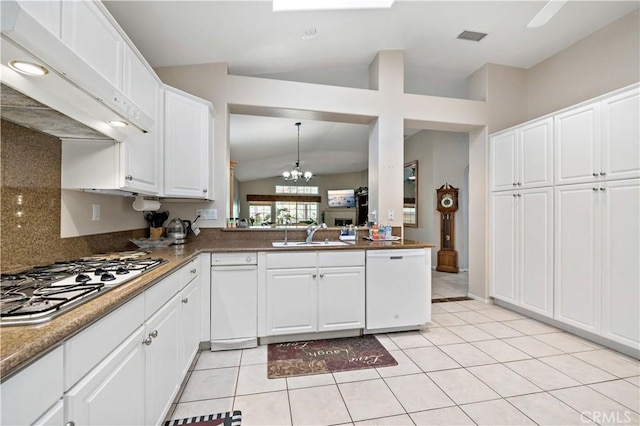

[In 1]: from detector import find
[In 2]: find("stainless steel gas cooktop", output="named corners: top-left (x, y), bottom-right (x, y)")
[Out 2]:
top-left (0, 251), bottom-right (165, 326)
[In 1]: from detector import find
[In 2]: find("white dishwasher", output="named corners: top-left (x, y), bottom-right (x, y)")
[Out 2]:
top-left (211, 252), bottom-right (258, 350)
top-left (365, 249), bottom-right (431, 333)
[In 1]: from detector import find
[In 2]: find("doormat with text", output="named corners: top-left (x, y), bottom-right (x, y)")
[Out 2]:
top-left (267, 335), bottom-right (397, 378)
top-left (164, 410), bottom-right (241, 426)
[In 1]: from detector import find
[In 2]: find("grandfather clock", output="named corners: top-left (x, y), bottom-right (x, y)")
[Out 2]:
top-left (436, 183), bottom-right (459, 273)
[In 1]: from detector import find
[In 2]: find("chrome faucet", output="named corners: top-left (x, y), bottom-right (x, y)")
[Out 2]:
top-left (305, 223), bottom-right (327, 244)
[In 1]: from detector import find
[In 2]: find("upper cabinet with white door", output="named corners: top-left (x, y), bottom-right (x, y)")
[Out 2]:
top-left (61, 1), bottom-right (123, 90)
top-left (163, 86), bottom-right (214, 199)
top-left (555, 86), bottom-right (639, 186)
top-left (2, 0), bottom-right (158, 134)
top-left (490, 117), bottom-right (553, 191)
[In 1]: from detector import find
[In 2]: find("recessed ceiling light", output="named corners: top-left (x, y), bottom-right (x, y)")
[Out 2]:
top-left (302, 28), bottom-right (319, 40)
top-left (107, 120), bottom-right (129, 128)
top-left (274, 0), bottom-right (394, 12)
top-left (8, 60), bottom-right (49, 76)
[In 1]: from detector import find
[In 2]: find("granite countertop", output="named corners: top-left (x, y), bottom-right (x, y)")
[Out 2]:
top-left (0, 238), bottom-right (433, 380)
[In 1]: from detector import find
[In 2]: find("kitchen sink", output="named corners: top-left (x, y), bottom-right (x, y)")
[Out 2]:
top-left (272, 240), bottom-right (351, 247)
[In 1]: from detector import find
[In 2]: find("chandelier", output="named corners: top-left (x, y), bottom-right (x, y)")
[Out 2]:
top-left (282, 122), bottom-right (313, 182)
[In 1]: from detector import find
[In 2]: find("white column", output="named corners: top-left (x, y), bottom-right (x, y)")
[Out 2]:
top-left (368, 51), bottom-right (405, 227)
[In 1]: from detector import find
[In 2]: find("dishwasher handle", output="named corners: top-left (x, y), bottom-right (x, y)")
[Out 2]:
top-left (390, 256), bottom-right (403, 260)
top-left (211, 265), bottom-right (257, 271)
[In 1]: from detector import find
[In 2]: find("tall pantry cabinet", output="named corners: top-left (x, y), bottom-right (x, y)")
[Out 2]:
top-left (489, 118), bottom-right (554, 317)
top-left (489, 84), bottom-right (640, 351)
top-left (554, 87), bottom-right (639, 347)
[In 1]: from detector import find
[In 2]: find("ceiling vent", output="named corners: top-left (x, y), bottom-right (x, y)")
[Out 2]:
top-left (457, 30), bottom-right (488, 42)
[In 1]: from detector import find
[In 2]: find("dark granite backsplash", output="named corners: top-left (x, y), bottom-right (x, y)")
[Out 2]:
top-left (0, 120), bottom-right (145, 273)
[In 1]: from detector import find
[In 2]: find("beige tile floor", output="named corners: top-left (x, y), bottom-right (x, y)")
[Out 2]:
top-left (432, 270), bottom-right (469, 300)
top-left (167, 300), bottom-right (640, 426)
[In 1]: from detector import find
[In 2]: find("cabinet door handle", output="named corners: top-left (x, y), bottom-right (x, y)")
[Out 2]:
top-left (600, 187), bottom-right (606, 191)
top-left (512, 193), bottom-right (517, 197)
top-left (517, 182), bottom-right (522, 186)
top-left (593, 173), bottom-right (598, 177)
top-left (125, 175), bottom-right (133, 181)
top-left (142, 337), bottom-right (152, 346)
top-left (517, 193), bottom-right (521, 197)
top-left (202, 188), bottom-right (208, 193)
top-left (149, 330), bottom-right (158, 339)
top-left (593, 187), bottom-right (599, 191)
top-left (512, 182), bottom-right (517, 186)
top-left (600, 172), bottom-right (606, 176)
top-left (190, 268), bottom-right (197, 274)
top-left (182, 297), bottom-right (189, 304)
top-left (319, 273), bottom-right (324, 278)
top-left (66, 422), bottom-right (76, 426)
top-left (312, 274), bottom-right (317, 279)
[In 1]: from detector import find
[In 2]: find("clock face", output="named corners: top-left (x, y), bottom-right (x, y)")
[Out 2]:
top-left (441, 194), bottom-right (454, 208)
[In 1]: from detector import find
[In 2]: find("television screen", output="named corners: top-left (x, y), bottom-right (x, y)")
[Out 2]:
top-left (327, 189), bottom-right (356, 208)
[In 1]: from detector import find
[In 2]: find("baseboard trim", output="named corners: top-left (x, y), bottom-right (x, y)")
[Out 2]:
top-left (493, 299), bottom-right (640, 360)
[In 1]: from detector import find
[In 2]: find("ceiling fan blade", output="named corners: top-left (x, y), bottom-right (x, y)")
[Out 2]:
top-left (527, 0), bottom-right (568, 28)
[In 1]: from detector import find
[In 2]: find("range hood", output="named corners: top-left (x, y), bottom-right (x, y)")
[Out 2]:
top-left (1, 83), bottom-right (113, 140)
top-left (0, 1), bottom-right (153, 141)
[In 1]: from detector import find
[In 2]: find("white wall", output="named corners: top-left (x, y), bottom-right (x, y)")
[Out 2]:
top-left (60, 190), bottom-right (146, 237)
top-left (404, 130), bottom-right (469, 267)
top-left (155, 53), bottom-right (486, 231)
top-left (527, 9), bottom-right (640, 120)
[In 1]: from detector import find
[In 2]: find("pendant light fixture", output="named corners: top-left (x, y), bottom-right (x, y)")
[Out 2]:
top-left (282, 122), bottom-right (313, 182)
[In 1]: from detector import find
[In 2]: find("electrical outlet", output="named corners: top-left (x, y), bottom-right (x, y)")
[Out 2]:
top-left (388, 209), bottom-right (394, 220)
top-left (196, 208), bottom-right (217, 220)
top-left (92, 204), bottom-right (100, 221)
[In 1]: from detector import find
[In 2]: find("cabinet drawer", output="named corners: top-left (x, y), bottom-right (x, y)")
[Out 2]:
top-left (146, 271), bottom-right (181, 318)
top-left (0, 346), bottom-right (63, 426)
top-left (180, 258), bottom-right (200, 287)
top-left (65, 294), bottom-right (144, 390)
top-left (266, 252), bottom-right (316, 269)
top-left (319, 250), bottom-right (365, 267)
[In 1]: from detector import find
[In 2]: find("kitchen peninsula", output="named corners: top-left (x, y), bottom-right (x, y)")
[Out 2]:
top-left (0, 229), bottom-right (433, 426)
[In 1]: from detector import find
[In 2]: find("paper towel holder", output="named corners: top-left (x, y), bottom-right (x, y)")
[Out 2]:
top-left (133, 196), bottom-right (161, 212)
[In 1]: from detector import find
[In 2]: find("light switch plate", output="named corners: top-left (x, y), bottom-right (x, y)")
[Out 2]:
top-left (92, 204), bottom-right (100, 221)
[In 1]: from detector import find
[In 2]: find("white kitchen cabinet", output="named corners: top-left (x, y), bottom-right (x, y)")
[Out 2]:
top-left (123, 45), bottom-right (160, 121)
top-left (65, 327), bottom-right (146, 426)
top-left (120, 99), bottom-right (162, 195)
top-left (62, 130), bottom-right (162, 195)
top-left (318, 266), bottom-right (365, 331)
top-left (263, 251), bottom-right (365, 337)
top-left (490, 188), bottom-right (554, 317)
top-left (145, 294), bottom-right (181, 426)
top-left (601, 88), bottom-right (640, 182)
top-left (554, 183), bottom-right (602, 334)
top-left (555, 87), bottom-right (639, 186)
top-left (179, 275), bottom-right (201, 378)
top-left (266, 267), bottom-right (318, 335)
top-left (15, 0), bottom-right (61, 38)
top-left (163, 86), bottom-right (214, 199)
top-left (489, 192), bottom-right (518, 304)
top-left (61, 0), bottom-right (123, 89)
top-left (0, 346), bottom-right (63, 426)
top-left (490, 117), bottom-right (553, 191)
top-left (601, 179), bottom-right (640, 348)
top-left (33, 399), bottom-right (64, 426)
